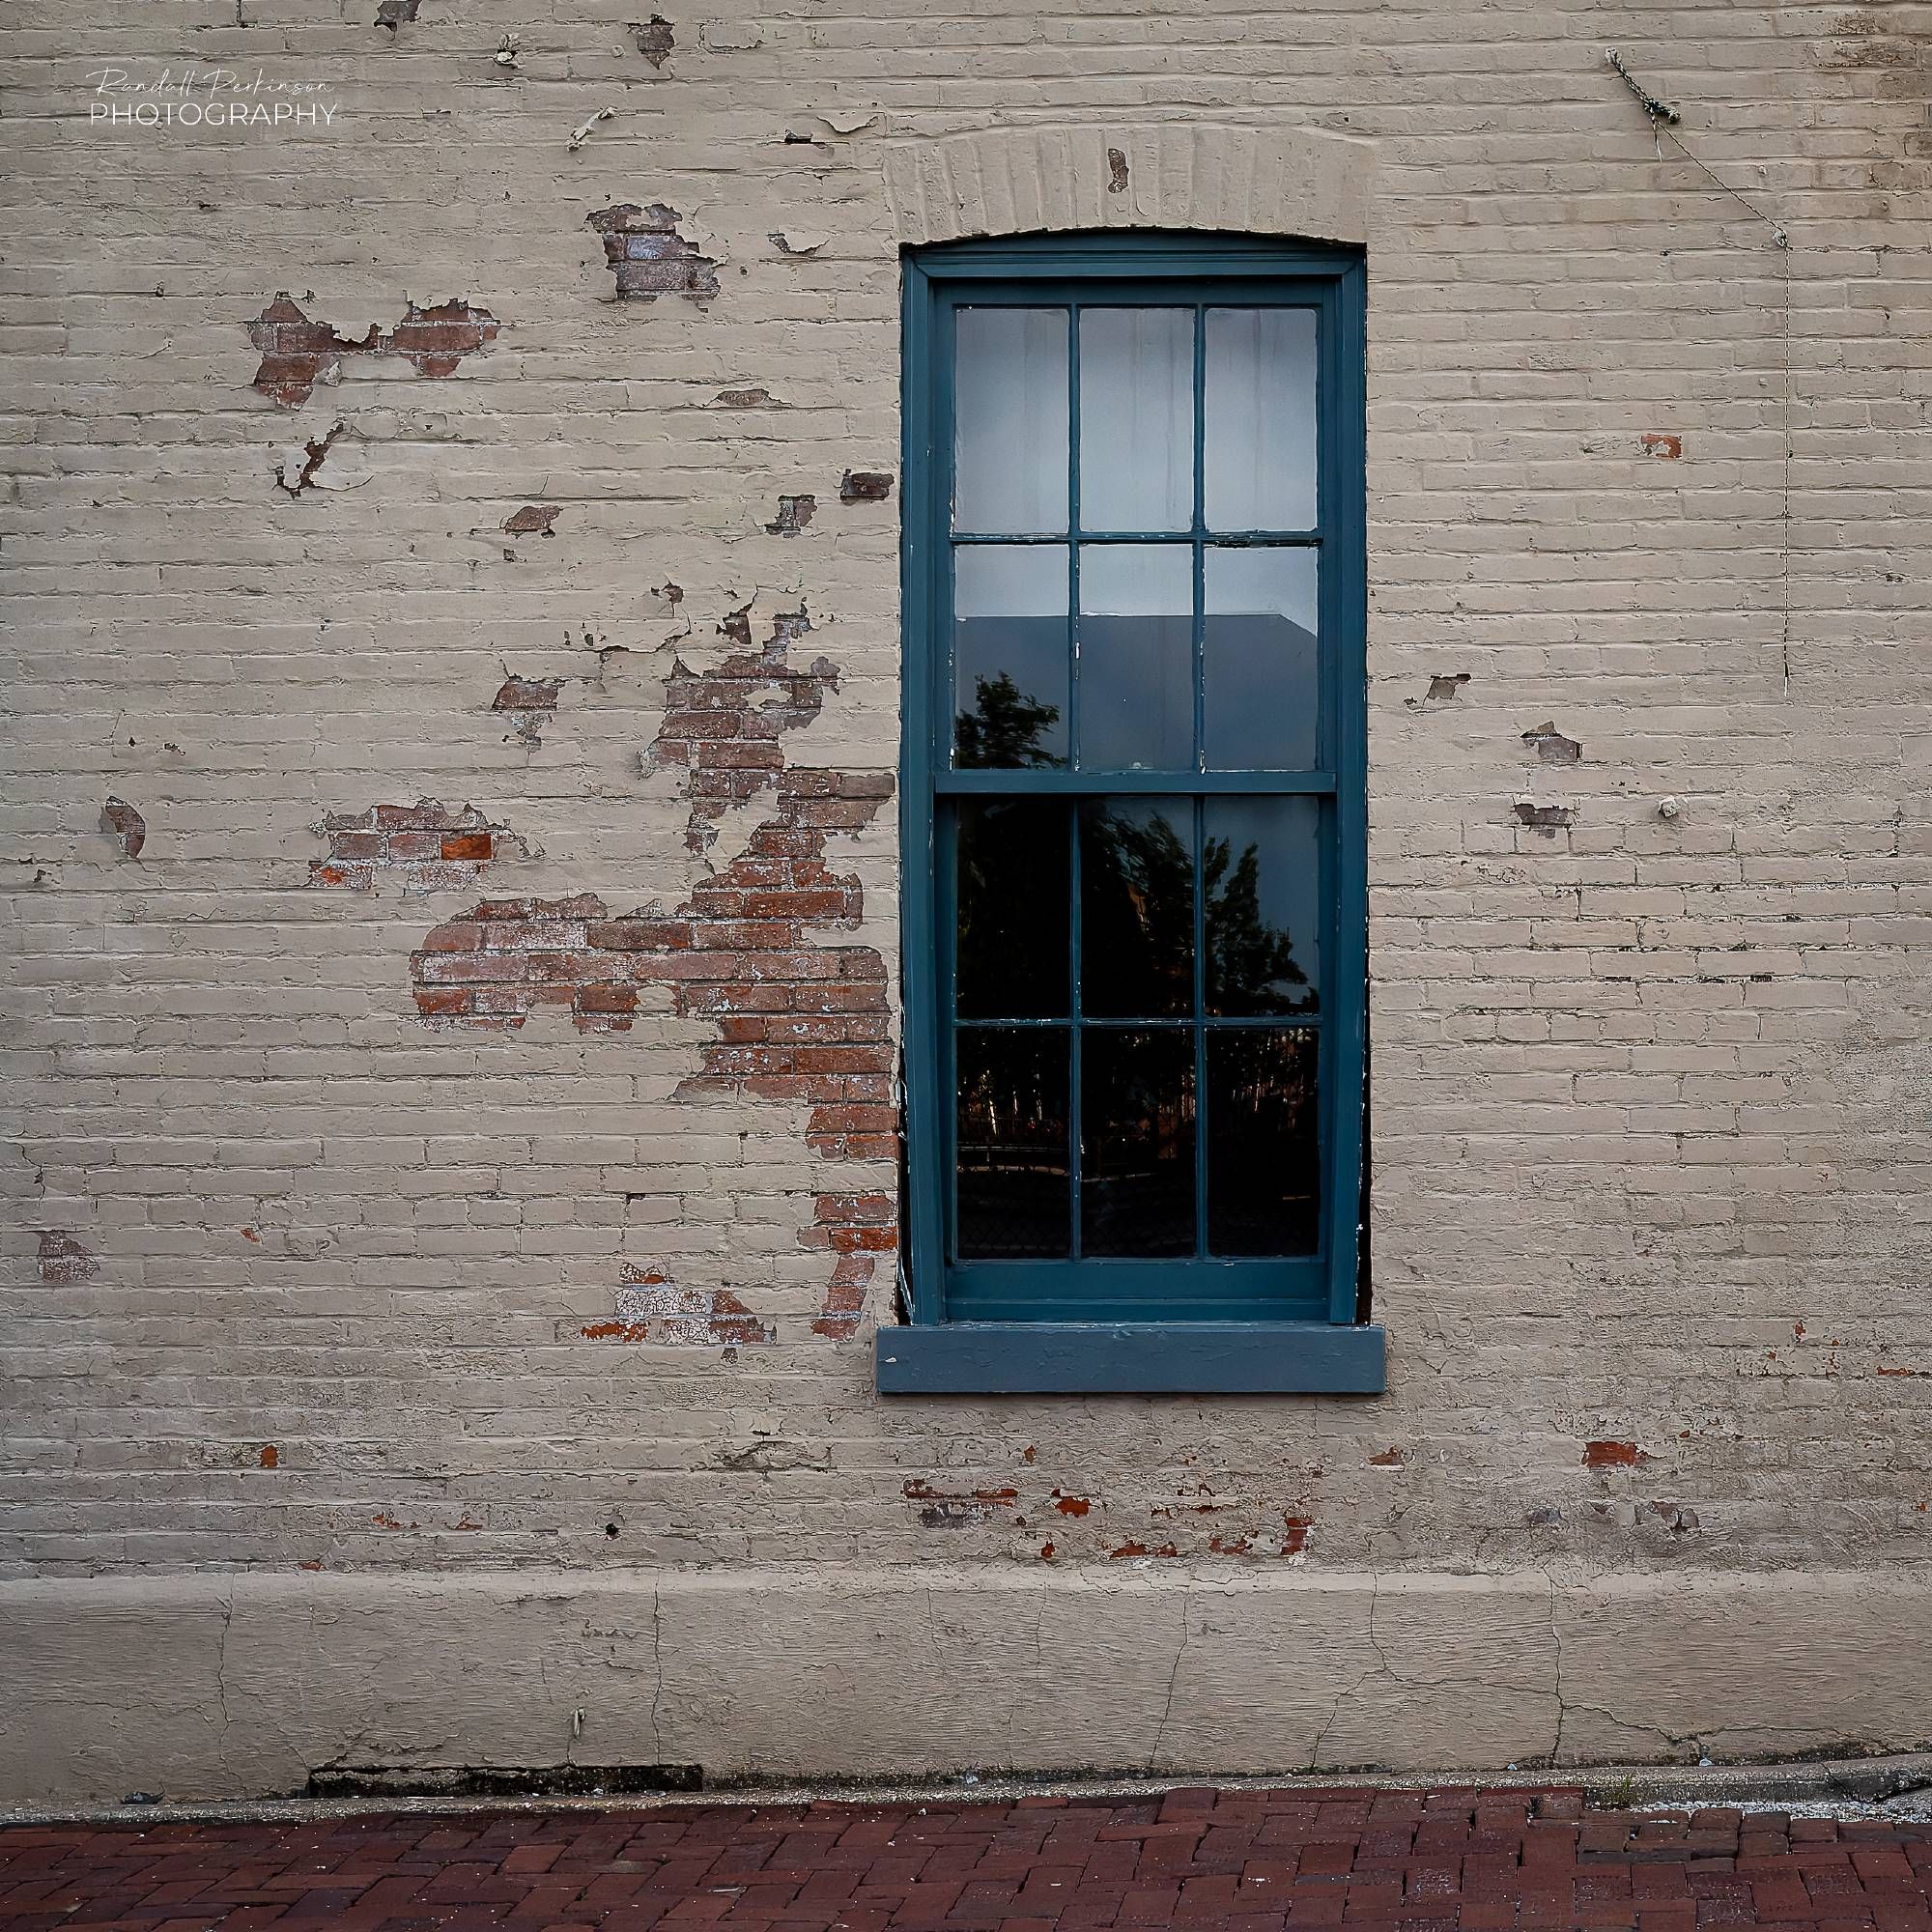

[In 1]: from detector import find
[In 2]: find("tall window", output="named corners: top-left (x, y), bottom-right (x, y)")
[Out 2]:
top-left (886, 235), bottom-right (1378, 1395)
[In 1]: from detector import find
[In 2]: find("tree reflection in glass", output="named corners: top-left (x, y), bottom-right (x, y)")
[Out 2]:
top-left (1205, 797), bottom-right (1320, 1015)
top-left (1079, 800), bottom-right (1193, 1019)
top-left (953, 673), bottom-right (1066, 771)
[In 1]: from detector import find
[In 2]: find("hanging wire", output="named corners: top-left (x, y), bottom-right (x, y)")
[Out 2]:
top-left (1605, 47), bottom-right (1793, 685)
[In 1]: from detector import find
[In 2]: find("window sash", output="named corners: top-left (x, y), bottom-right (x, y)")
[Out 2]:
top-left (901, 238), bottom-right (1368, 1331)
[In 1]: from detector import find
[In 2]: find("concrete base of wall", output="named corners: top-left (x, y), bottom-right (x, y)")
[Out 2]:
top-left (3, 1568), bottom-right (1929, 1805)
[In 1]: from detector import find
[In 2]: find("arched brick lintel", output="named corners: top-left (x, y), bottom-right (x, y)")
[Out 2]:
top-left (882, 123), bottom-right (1378, 248)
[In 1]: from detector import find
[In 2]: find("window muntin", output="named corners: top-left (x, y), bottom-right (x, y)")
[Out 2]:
top-left (905, 240), bottom-right (1366, 1336)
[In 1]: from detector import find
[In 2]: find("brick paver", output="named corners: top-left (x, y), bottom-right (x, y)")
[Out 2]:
top-left (2, 1790), bottom-right (1929, 1932)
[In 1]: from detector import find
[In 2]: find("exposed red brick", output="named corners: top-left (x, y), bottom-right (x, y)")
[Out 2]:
top-left (580, 1261), bottom-right (775, 1346)
top-left (311, 800), bottom-right (530, 895)
top-left (1054, 1494), bottom-right (1092, 1517)
top-left (645, 603), bottom-right (839, 851)
top-left (100, 797), bottom-right (145, 859)
top-left (34, 1230), bottom-right (99, 1284)
top-left (1281, 1515), bottom-right (1314, 1555)
top-left (493, 675), bottom-right (565, 749)
top-left (586, 204), bottom-right (720, 302)
top-left (1640, 431), bottom-right (1683, 459)
top-left (1367, 1448), bottom-right (1407, 1467)
top-left (838, 469), bottom-right (894, 503)
top-left (246, 293), bottom-right (499, 409)
top-left (1583, 1438), bottom-right (1649, 1468)
top-left (903, 1478), bottom-right (1020, 1527)
top-left (412, 605), bottom-right (895, 1340)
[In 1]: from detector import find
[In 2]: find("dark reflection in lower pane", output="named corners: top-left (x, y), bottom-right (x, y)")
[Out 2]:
top-left (1081, 1029), bottom-right (1196, 1257)
top-left (1206, 797), bottom-right (1321, 1015)
top-left (1208, 1030), bottom-right (1320, 1256)
top-left (957, 801), bottom-right (1068, 1018)
top-left (1080, 799), bottom-right (1195, 1018)
top-left (955, 1029), bottom-right (1070, 1259)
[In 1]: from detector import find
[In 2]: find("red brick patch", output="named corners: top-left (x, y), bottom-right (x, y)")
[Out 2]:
top-left (100, 797), bottom-right (145, 859)
top-left (246, 294), bottom-right (500, 408)
top-left (33, 1229), bottom-right (99, 1284)
top-left (311, 800), bottom-right (531, 895)
top-left (586, 203), bottom-right (721, 301)
top-left (579, 1263), bottom-right (774, 1346)
top-left (493, 675), bottom-right (565, 748)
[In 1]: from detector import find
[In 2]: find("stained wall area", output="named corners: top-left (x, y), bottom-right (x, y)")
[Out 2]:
top-left (3, 0), bottom-right (1932, 1802)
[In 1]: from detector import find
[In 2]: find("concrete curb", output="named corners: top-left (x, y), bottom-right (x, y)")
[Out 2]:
top-left (4, 1753), bottom-right (1930, 1832)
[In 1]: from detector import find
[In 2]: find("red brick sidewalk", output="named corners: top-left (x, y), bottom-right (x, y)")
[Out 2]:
top-left (2, 1788), bottom-right (1929, 1932)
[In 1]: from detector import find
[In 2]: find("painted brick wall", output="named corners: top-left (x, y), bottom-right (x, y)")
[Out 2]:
top-left (3, 0), bottom-right (1930, 1659)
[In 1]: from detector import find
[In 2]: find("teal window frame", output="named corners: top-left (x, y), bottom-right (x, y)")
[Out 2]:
top-left (879, 233), bottom-right (1381, 1396)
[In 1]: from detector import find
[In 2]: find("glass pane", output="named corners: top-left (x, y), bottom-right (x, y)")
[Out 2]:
top-left (1081, 1030), bottom-right (1197, 1257)
top-left (1080, 798), bottom-right (1195, 1020)
top-left (1207, 1030), bottom-right (1320, 1255)
top-left (955, 1029), bottom-right (1070, 1259)
top-left (1205, 307), bottom-right (1317, 531)
top-left (956, 801), bottom-right (1068, 1019)
top-left (1204, 548), bottom-right (1320, 771)
top-left (1206, 797), bottom-right (1321, 1015)
top-left (954, 307), bottom-right (1068, 534)
top-left (1079, 308), bottom-right (1194, 532)
top-left (953, 545), bottom-right (1068, 770)
top-left (1078, 544), bottom-right (1192, 771)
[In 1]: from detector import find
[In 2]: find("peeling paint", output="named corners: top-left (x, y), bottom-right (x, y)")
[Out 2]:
top-left (503, 503), bottom-right (561, 537)
top-left (1521, 721), bottom-right (1582, 765)
top-left (34, 1230), bottom-right (99, 1284)
top-left (493, 675), bottom-right (564, 748)
top-left (765, 493), bottom-right (815, 536)
top-left (273, 422), bottom-right (346, 495)
top-left (1513, 799), bottom-right (1575, 835)
top-left (587, 1262), bottom-right (775, 1346)
top-left (586, 204), bottom-right (720, 301)
top-left (247, 295), bottom-right (500, 409)
top-left (100, 798), bottom-right (145, 860)
top-left (310, 801), bottom-right (531, 895)
top-left (632, 15), bottom-right (675, 65)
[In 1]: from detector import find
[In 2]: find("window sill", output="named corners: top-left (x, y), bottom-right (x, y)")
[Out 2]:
top-left (874, 1321), bottom-right (1384, 1395)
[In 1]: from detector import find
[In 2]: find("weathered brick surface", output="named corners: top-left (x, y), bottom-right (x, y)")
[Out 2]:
top-left (2, 0), bottom-right (1930, 1666)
